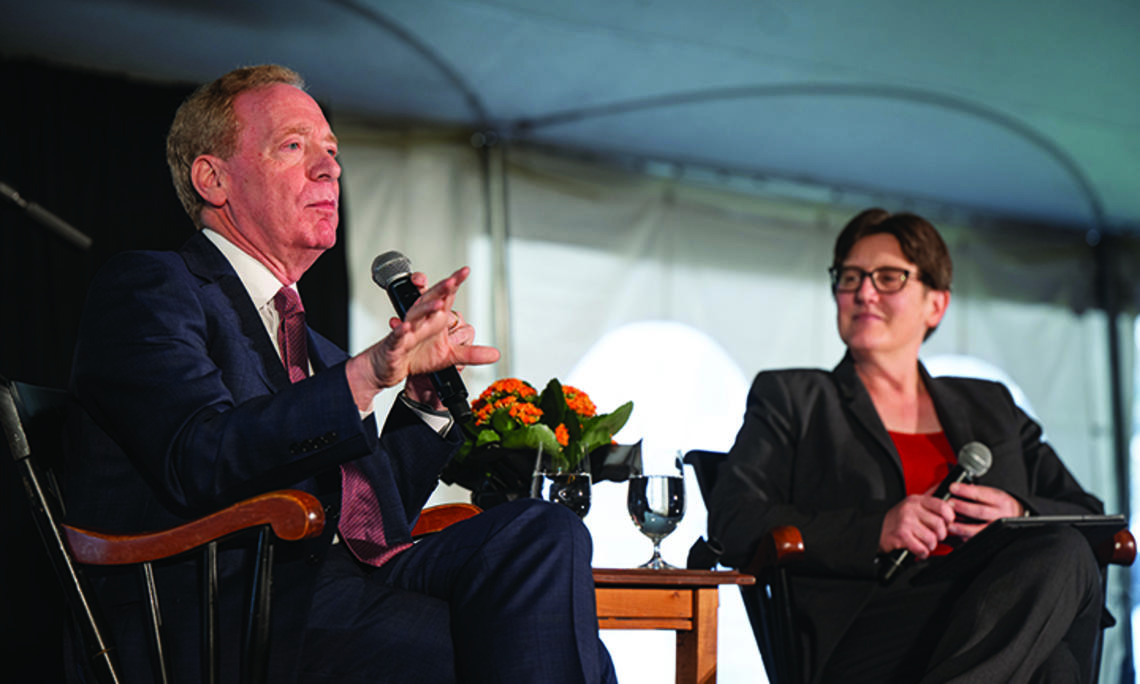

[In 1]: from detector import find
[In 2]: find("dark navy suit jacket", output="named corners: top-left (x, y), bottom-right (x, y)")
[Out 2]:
top-left (66, 231), bottom-right (457, 682)
top-left (709, 353), bottom-right (1102, 682)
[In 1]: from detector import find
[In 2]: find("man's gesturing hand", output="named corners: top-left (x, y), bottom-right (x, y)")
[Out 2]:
top-left (346, 267), bottom-right (499, 411)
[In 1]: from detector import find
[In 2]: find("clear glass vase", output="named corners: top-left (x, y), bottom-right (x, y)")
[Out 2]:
top-left (530, 443), bottom-right (592, 518)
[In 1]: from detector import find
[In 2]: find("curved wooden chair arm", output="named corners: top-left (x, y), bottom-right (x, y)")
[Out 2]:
top-left (1096, 529), bottom-right (1137, 567)
top-left (64, 489), bottom-right (325, 566)
top-left (744, 525), bottom-right (805, 576)
top-left (412, 503), bottom-right (482, 538)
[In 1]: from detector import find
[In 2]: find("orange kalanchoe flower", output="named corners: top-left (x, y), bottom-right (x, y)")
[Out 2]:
top-left (493, 396), bottom-right (519, 410)
top-left (472, 378), bottom-right (540, 427)
top-left (474, 378), bottom-right (536, 405)
top-left (562, 385), bottom-right (596, 418)
top-left (475, 396), bottom-right (511, 425)
top-left (509, 402), bottom-right (543, 426)
top-left (554, 424), bottom-right (570, 447)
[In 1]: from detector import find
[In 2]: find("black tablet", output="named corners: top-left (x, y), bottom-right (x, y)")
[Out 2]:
top-left (912, 514), bottom-right (1127, 585)
top-left (989, 514), bottom-right (1127, 546)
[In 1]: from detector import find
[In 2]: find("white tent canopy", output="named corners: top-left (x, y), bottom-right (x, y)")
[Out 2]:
top-left (5, 0), bottom-right (1139, 233)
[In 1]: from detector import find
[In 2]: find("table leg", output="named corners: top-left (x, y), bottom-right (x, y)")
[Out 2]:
top-left (675, 586), bottom-right (719, 683)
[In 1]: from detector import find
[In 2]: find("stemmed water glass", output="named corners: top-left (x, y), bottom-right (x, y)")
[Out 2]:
top-left (626, 451), bottom-right (685, 569)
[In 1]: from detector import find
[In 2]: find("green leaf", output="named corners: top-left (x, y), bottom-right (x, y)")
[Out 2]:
top-left (475, 429), bottom-right (501, 446)
top-left (538, 378), bottom-right (566, 428)
top-left (564, 408), bottom-right (583, 443)
top-left (490, 407), bottom-right (517, 433)
top-left (579, 401), bottom-right (634, 453)
top-left (586, 400), bottom-right (633, 435)
top-left (500, 423), bottom-right (562, 457)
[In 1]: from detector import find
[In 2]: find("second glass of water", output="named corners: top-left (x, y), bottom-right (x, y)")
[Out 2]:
top-left (627, 465), bottom-right (685, 570)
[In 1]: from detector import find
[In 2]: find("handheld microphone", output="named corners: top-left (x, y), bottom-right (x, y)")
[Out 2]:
top-left (881, 441), bottom-right (993, 582)
top-left (371, 251), bottom-right (475, 431)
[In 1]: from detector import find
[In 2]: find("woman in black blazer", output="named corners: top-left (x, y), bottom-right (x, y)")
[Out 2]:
top-left (710, 209), bottom-right (1104, 684)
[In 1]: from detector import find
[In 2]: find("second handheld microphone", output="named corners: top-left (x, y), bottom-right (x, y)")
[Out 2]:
top-left (881, 441), bottom-right (993, 583)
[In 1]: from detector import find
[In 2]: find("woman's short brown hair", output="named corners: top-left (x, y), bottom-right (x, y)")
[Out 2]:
top-left (832, 208), bottom-right (953, 292)
top-left (166, 65), bottom-right (305, 228)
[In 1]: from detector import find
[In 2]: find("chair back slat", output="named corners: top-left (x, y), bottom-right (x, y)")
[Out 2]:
top-left (2, 377), bottom-right (123, 684)
top-left (682, 449), bottom-right (726, 502)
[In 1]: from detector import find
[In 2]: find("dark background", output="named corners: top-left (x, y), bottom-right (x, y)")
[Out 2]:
top-left (1, 56), bottom-right (350, 680)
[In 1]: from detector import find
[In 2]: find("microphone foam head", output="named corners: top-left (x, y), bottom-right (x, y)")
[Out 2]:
top-left (958, 442), bottom-right (992, 478)
top-left (372, 251), bottom-right (411, 290)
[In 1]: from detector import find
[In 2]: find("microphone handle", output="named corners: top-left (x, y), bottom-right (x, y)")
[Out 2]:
top-left (881, 468), bottom-right (971, 583)
top-left (881, 547), bottom-right (911, 583)
top-left (385, 277), bottom-right (474, 428)
top-left (931, 464), bottom-right (968, 500)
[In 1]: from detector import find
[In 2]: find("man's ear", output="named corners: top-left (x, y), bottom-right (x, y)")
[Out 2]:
top-left (191, 155), bottom-right (227, 208)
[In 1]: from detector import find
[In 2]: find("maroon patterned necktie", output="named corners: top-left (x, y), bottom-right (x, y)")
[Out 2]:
top-left (272, 287), bottom-right (410, 567)
top-left (273, 287), bottom-right (309, 383)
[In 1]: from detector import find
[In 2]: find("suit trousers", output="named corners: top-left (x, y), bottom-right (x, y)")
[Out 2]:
top-left (300, 499), bottom-right (617, 684)
top-left (821, 524), bottom-right (1103, 684)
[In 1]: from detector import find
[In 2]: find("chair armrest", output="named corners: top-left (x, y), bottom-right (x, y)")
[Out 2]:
top-left (744, 525), bottom-right (805, 576)
top-left (412, 503), bottom-right (481, 538)
top-left (733, 525), bottom-right (1134, 574)
top-left (64, 489), bottom-right (325, 566)
top-left (1096, 529), bottom-right (1137, 567)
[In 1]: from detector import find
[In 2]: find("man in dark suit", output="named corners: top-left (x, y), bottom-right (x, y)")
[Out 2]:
top-left (65, 64), bottom-right (616, 683)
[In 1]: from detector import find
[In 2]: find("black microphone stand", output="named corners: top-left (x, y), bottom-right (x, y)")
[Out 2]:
top-left (1, 181), bottom-right (93, 251)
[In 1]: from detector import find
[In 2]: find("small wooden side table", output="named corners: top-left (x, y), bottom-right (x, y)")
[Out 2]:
top-left (593, 568), bottom-right (755, 684)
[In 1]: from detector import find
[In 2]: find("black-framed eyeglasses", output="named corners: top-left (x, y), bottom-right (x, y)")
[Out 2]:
top-left (828, 266), bottom-right (913, 294)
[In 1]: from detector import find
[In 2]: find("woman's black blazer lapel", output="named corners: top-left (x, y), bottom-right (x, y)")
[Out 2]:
top-left (831, 352), bottom-right (905, 485)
